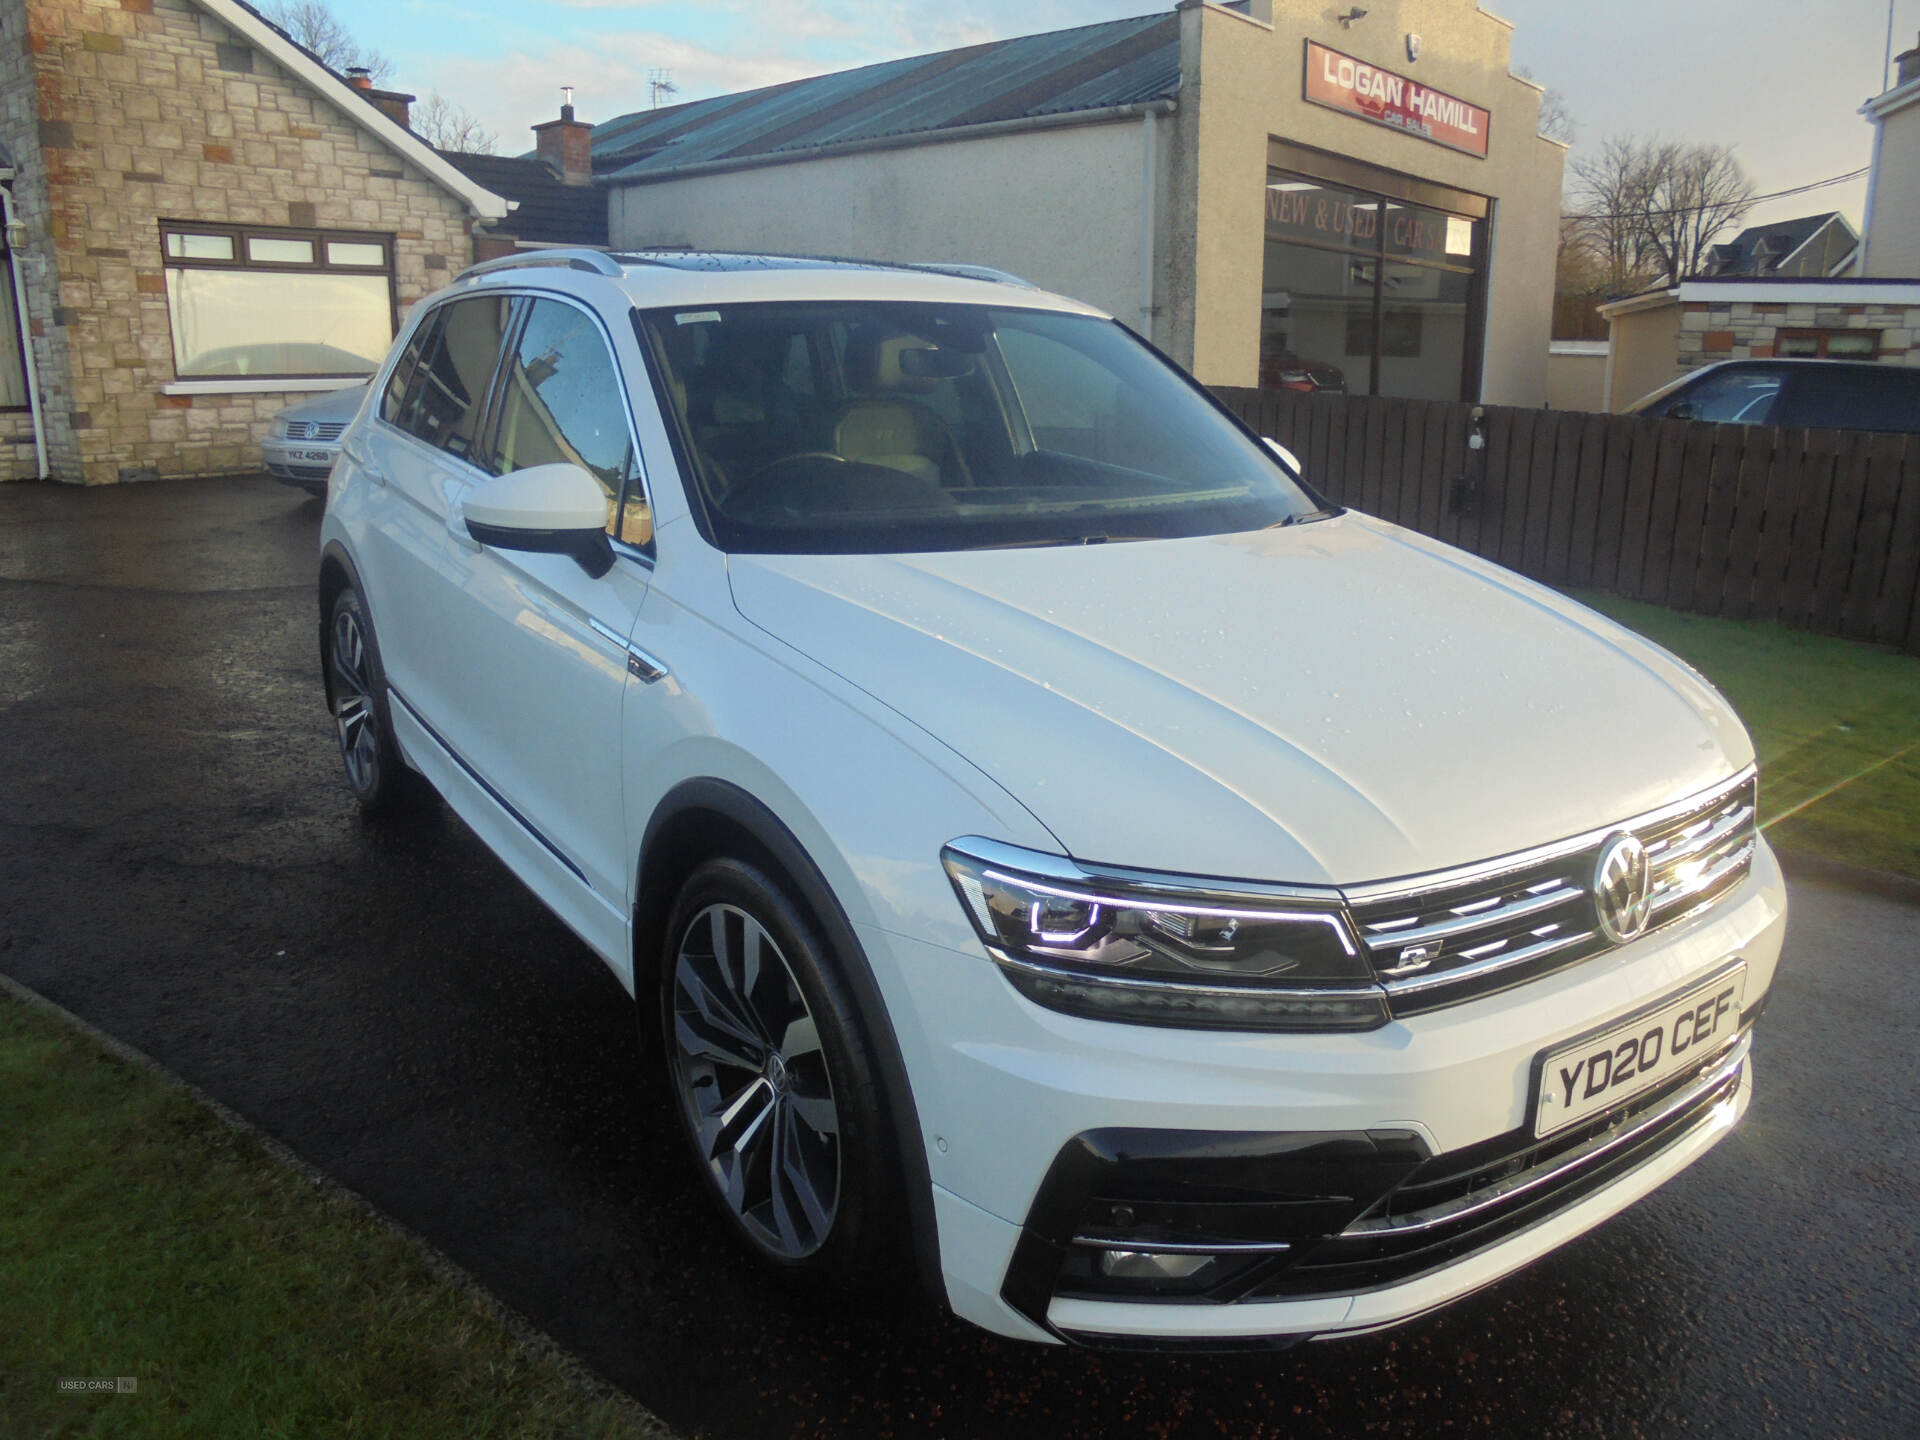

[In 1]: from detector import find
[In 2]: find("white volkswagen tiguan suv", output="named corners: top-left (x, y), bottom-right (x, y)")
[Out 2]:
top-left (318, 250), bottom-right (1785, 1349)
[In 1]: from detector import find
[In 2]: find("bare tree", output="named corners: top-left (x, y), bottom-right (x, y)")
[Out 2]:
top-left (412, 94), bottom-right (498, 155)
top-left (260, 1), bottom-right (393, 84)
top-left (1567, 136), bottom-right (1752, 288)
top-left (1640, 143), bottom-right (1755, 283)
top-left (1552, 214), bottom-right (1611, 338)
top-left (1514, 67), bottom-right (1575, 145)
top-left (1568, 136), bottom-right (1665, 290)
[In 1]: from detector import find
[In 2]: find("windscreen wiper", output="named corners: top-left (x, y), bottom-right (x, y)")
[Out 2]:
top-left (1270, 508), bottom-right (1338, 528)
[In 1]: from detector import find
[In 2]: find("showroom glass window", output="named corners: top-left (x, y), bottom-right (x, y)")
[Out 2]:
top-left (1260, 171), bottom-right (1486, 401)
top-left (160, 222), bottom-right (396, 379)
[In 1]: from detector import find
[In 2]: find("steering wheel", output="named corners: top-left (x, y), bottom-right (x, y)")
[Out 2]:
top-left (742, 452), bottom-right (847, 487)
top-left (726, 452), bottom-right (851, 514)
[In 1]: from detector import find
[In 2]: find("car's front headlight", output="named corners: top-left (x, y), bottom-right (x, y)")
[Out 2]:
top-left (941, 839), bottom-right (1387, 1031)
top-left (269, 418), bottom-right (290, 439)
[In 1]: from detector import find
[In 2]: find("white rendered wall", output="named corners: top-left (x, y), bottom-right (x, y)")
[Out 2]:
top-left (609, 121), bottom-right (1152, 335)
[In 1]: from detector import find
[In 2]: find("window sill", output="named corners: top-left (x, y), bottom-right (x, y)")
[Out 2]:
top-left (162, 377), bottom-right (369, 396)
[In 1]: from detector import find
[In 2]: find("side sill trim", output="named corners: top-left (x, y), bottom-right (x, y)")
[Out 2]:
top-left (387, 685), bottom-right (589, 886)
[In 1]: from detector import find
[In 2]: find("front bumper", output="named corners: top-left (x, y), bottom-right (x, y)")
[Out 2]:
top-left (886, 839), bottom-right (1786, 1346)
top-left (262, 441), bottom-right (339, 493)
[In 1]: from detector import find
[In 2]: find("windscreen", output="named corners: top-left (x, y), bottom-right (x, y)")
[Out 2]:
top-left (636, 302), bottom-right (1324, 554)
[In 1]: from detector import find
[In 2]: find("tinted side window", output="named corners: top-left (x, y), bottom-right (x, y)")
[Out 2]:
top-left (381, 309), bottom-right (441, 426)
top-left (494, 298), bottom-right (648, 544)
top-left (1662, 367), bottom-right (1784, 424)
top-left (396, 296), bottom-right (511, 462)
top-left (1776, 367), bottom-right (1920, 433)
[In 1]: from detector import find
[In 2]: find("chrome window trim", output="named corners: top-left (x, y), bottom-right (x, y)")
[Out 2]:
top-left (369, 285), bottom-right (660, 558)
top-left (489, 285), bottom-right (659, 558)
top-left (1341, 765), bottom-right (1759, 907)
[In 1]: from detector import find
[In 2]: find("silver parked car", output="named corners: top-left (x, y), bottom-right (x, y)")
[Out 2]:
top-left (263, 385), bottom-right (366, 497)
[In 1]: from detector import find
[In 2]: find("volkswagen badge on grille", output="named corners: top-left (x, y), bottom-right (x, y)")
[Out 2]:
top-left (1593, 833), bottom-right (1653, 943)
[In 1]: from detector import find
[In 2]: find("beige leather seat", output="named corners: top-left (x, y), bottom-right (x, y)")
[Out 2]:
top-left (834, 335), bottom-right (959, 484)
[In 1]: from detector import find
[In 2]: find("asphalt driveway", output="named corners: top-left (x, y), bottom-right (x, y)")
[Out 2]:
top-left (1, 475), bottom-right (1915, 1439)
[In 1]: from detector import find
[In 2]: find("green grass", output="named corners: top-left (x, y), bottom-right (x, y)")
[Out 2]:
top-left (1572, 591), bottom-right (1920, 880)
top-left (0, 992), bottom-right (667, 1440)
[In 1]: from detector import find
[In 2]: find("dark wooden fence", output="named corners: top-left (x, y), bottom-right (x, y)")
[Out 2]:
top-left (1211, 387), bottom-right (1920, 657)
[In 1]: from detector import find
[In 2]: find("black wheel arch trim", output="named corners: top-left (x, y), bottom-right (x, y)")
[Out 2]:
top-left (636, 777), bottom-right (946, 1312)
top-left (317, 540), bottom-right (367, 709)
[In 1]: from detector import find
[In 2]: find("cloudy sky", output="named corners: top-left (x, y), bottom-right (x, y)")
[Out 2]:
top-left (331, 0), bottom-right (1920, 231)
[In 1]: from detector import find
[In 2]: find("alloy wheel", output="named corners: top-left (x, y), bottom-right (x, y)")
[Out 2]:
top-left (330, 605), bottom-right (381, 794)
top-left (669, 902), bottom-right (842, 1259)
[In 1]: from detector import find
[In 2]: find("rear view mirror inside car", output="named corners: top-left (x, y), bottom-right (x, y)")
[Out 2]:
top-left (898, 346), bottom-right (975, 379)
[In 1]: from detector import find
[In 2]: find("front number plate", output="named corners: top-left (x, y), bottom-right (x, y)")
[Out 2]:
top-left (1533, 965), bottom-right (1746, 1138)
top-left (289, 449), bottom-right (334, 463)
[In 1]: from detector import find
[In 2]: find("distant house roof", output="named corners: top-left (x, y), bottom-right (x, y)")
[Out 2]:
top-left (1698, 212), bottom-right (1858, 278)
top-left (437, 152), bottom-right (608, 247)
top-left (593, 12), bottom-right (1181, 184)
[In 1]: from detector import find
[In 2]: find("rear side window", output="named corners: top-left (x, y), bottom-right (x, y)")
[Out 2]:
top-left (380, 309), bottom-right (441, 427)
top-left (493, 298), bottom-right (649, 546)
top-left (1776, 366), bottom-right (1920, 433)
top-left (392, 296), bottom-right (512, 463)
top-left (1660, 367), bottom-right (1784, 424)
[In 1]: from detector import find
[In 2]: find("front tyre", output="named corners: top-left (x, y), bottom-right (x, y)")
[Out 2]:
top-left (661, 858), bottom-right (901, 1288)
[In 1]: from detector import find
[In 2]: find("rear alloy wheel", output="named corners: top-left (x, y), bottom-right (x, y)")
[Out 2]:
top-left (324, 585), bottom-right (428, 815)
top-left (661, 859), bottom-right (901, 1284)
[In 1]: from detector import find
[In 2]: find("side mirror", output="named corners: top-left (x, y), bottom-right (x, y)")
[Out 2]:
top-left (1262, 436), bottom-right (1303, 475)
top-left (1667, 401), bottom-right (1695, 421)
top-left (465, 463), bottom-right (614, 578)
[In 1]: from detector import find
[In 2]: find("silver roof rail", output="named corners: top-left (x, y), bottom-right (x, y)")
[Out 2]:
top-left (456, 248), bottom-right (627, 282)
top-left (903, 261), bottom-right (1039, 289)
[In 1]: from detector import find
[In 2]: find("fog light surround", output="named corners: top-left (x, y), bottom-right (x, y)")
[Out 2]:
top-left (1098, 1249), bottom-right (1215, 1282)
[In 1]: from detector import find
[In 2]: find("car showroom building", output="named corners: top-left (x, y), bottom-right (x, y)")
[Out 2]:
top-left (596, 0), bottom-right (1566, 406)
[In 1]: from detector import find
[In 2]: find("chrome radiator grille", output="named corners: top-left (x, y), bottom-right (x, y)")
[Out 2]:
top-left (1346, 770), bottom-right (1758, 1016)
top-left (285, 420), bottom-right (347, 442)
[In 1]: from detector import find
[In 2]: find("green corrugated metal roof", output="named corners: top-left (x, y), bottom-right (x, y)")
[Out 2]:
top-left (594, 12), bottom-right (1180, 183)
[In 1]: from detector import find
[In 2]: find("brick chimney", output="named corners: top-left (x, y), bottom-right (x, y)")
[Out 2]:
top-left (533, 92), bottom-right (594, 186)
top-left (366, 86), bottom-right (417, 130)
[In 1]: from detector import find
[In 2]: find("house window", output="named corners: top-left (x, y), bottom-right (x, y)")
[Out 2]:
top-left (1777, 329), bottom-right (1879, 360)
top-left (160, 221), bottom-right (395, 379)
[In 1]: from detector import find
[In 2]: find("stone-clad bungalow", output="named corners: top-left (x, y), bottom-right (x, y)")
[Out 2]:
top-left (0, 0), bottom-right (512, 483)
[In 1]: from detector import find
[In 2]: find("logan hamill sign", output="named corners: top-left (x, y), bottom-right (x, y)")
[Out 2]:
top-left (1303, 40), bottom-right (1490, 159)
